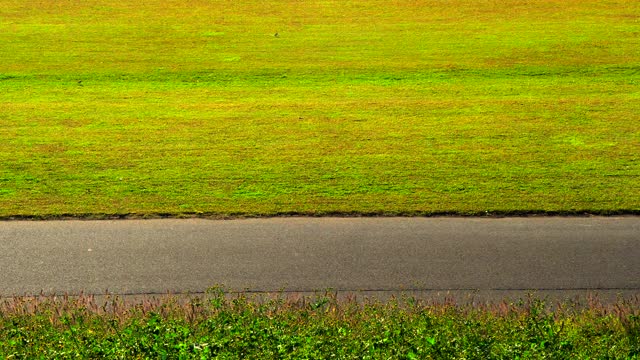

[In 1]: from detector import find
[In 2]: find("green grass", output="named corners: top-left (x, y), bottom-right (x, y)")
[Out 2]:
top-left (1, 0), bottom-right (639, 217)
top-left (2, 290), bottom-right (640, 358)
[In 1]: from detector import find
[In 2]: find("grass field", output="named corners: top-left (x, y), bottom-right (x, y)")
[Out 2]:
top-left (1, 0), bottom-right (638, 218)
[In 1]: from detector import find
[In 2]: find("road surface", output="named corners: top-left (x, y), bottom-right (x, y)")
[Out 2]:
top-left (1, 217), bottom-right (639, 301)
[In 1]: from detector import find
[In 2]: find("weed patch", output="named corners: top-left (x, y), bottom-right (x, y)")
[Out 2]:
top-left (1, 290), bottom-right (639, 358)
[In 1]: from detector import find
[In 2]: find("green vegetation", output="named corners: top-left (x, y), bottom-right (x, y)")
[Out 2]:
top-left (1, 0), bottom-right (638, 217)
top-left (1, 290), bottom-right (639, 358)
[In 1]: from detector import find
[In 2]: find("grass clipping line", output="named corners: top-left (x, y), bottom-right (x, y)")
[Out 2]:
top-left (1, 288), bottom-right (640, 358)
top-left (1, 209), bottom-right (639, 221)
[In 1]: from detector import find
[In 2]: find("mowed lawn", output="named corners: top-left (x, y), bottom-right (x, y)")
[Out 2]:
top-left (0, 0), bottom-right (638, 218)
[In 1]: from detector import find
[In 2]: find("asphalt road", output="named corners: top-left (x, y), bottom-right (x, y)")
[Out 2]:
top-left (1, 217), bottom-right (639, 301)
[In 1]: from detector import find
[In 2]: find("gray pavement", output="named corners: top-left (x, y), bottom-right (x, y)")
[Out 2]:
top-left (1, 217), bottom-right (639, 301)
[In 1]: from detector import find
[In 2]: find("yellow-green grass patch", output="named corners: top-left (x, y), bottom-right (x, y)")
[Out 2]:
top-left (0, 0), bottom-right (638, 218)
